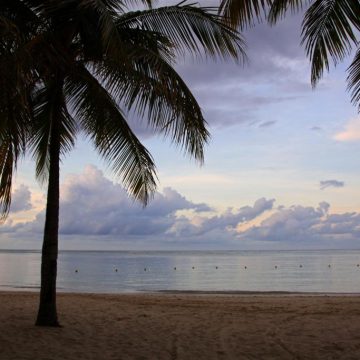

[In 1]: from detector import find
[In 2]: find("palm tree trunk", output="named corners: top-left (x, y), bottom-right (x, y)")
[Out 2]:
top-left (35, 118), bottom-right (61, 327)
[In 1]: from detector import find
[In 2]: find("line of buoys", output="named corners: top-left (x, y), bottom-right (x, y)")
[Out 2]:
top-left (76, 263), bottom-right (360, 274)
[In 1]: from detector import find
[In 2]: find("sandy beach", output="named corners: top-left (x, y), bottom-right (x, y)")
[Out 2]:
top-left (1, 292), bottom-right (360, 359)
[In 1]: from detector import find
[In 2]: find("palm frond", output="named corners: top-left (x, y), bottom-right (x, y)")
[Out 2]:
top-left (93, 29), bottom-right (210, 163)
top-left (301, 0), bottom-right (360, 86)
top-left (65, 65), bottom-right (157, 205)
top-left (268, 0), bottom-right (305, 24)
top-left (0, 139), bottom-right (15, 219)
top-left (0, 104), bottom-right (29, 219)
top-left (30, 83), bottom-right (76, 184)
top-left (122, 0), bottom-right (154, 8)
top-left (219, 0), bottom-right (271, 29)
top-left (117, 4), bottom-right (246, 61)
top-left (347, 47), bottom-right (360, 111)
top-left (0, 50), bottom-right (32, 218)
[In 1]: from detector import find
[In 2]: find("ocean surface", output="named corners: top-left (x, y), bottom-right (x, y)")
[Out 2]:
top-left (1, 250), bottom-right (360, 293)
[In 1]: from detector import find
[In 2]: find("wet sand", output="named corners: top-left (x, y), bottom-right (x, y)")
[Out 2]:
top-left (1, 291), bottom-right (360, 359)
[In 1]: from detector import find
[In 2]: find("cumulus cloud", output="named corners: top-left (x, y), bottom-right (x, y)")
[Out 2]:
top-left (57, 165), bottom-right (212, 236)
top-left (59, 168), bottom-right (272, 239)
top-left (170, 197), bottom-right (275, 238)
top-left (10, 185), bottom-right (32, 213)
top-left (1, 166), bottom-right (273, 245)
top-left (320, 180), bottom-right (344, 190)
top-left (2, 166), bottom-right (360, 250)
top-left (239, 202), bottom-right (360, 247)
top-left (334, 117), bottom-right (360, 142)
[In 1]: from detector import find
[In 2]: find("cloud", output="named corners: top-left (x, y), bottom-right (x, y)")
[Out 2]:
top-left (2, 166), bottom-right (360, 250)
top-left (1, 166), bottom-right (273, 246)
top-left (239, 201), bottom-right (360, 247)
top-left (170, 197), bottom-right (275, 238)
top-left (259, 120), bottom-right (277, 128)
top-left (56, 165), bottom-right (212, 237)
top-left (334, 117), bottom-right (360, 142)
top-left (171, 11), bottom-right (313, 129)
top-left (10, 185), bottom-right (32, 213)
top-left (310, 126), bottom-right (322, 131)
top-left (320, 180), bottom-right (344, 190)
top-left (58, 168), bottom-right (273, 239)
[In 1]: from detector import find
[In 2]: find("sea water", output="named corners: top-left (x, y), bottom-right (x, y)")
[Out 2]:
top-left (0, 250), bottom-right (360, 293)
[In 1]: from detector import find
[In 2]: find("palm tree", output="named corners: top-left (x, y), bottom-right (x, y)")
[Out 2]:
top-left (219, 0), bottom-right (360, 109)
top-left (0, 0), bottom-right (245, 326)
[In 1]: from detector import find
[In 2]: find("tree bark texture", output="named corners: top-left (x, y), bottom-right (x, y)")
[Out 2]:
top-left (35, 95), bottom-right (61, 327)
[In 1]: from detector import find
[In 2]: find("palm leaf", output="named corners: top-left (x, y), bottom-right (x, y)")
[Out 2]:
top-left (0, 102), bottom-right (29, 218)
top-left (219, 0), bottom-right (271, 29)
top-left (301, 0), bottom-right (360, 86)
top-left (0, 47), bottom-right (32, 218)
top-left (0, 139), bottom-right (16, 218)
top-left (65, 65), bottom-right (157, 205)
top-left (94, 32), bottom-right (210, 163)
top-left (267, 0), bottom-right (306, 24)
top-left (30, 82), bottom-right (77, 184)
top-left (347, 47), bottom-right (360, 111)
top-left (117, 4), bottom-right (246, 60)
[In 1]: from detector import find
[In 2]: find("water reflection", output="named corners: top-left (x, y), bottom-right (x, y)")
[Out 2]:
top-left (0, 250), bottom-right (360, 293)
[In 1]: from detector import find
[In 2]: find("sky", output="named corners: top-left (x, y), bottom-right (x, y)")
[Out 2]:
top-left (1, 2), bottom-right (360, 250)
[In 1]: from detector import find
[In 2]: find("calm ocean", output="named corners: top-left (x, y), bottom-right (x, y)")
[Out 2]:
top-left (1, 250), bottom-right (360, 293)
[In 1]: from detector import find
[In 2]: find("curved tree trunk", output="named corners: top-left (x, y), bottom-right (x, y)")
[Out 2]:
top-left (35, 113), bottom-right (61, 327)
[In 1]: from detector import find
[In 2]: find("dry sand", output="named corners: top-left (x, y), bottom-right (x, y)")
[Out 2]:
top-left (1, 292), bottom-right (360, 359)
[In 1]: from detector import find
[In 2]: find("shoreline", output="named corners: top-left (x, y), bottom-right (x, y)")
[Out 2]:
top-left (1, 291), bottom-right (360, 359)
top-left (2, 287), bottom-right (360, 296)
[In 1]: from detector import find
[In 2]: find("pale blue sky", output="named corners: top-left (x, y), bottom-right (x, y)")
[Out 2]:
top-left (1, 3), bottom-right (360, 250)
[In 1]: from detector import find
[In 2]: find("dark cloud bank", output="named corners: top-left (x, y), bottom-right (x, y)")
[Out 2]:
top-left (2, 166), bottom-right (359, 250)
